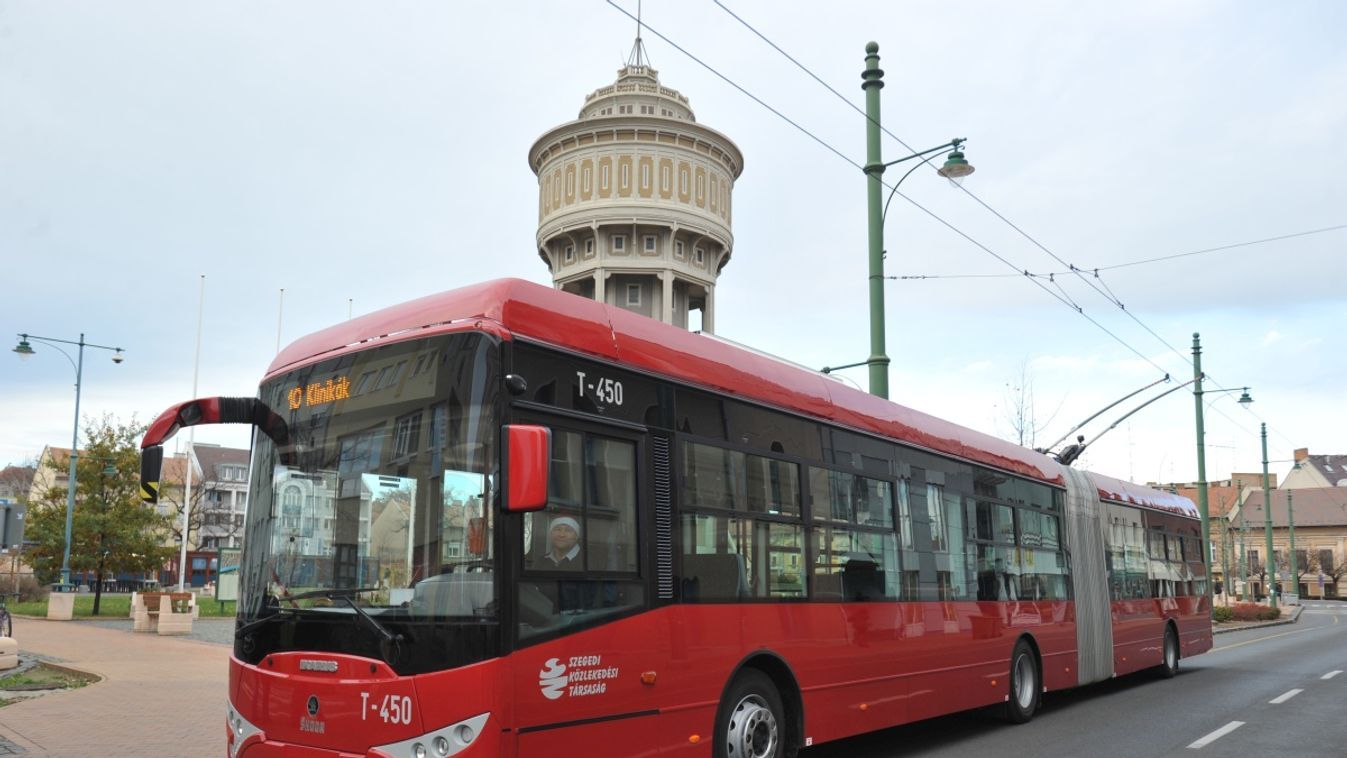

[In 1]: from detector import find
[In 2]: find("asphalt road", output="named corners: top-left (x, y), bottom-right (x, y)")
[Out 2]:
top-left (802, 604), bottom-right (1347, 758)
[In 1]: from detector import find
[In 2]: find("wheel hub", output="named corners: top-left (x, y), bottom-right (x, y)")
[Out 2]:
top-left (727, 694), bottom-right (779, 758)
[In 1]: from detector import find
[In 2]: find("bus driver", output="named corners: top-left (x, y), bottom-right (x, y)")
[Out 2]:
top-left (545, 516), bottom-right (583, 569)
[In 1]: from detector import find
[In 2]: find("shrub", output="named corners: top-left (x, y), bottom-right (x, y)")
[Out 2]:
top-left (1212, 606), bottom-right (1234, 622)
top-left (1258, 607), bottom-right (1282, 621)
top-left (14, 575), bottom-right (49, 604)
top-left (1232, 603), bottom-right (1268, 621)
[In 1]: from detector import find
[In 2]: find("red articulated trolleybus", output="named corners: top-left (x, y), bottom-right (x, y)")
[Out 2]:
top-left (138, 278), bottom-right (1211, 758)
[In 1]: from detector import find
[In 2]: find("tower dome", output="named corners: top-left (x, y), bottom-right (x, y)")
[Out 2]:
top-left (528, 47), bottom-right (743, 332)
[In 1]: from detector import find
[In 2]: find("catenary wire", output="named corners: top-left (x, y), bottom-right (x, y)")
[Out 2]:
top-left (624, 2), bottom-right (1309, 452)
top-left (708, 0), bottom-right (1314, 452)
top-left (609, 1), bottom-right (1178, 377)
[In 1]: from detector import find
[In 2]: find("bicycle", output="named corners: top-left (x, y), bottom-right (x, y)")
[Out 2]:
top-left (0, 593), bottom-right (13, 639)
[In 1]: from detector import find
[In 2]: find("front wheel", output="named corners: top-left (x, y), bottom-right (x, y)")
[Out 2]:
top-left (1003, 639), bottom-right (1041, 723)
top-left (716, 670), bottom-right (787, 758)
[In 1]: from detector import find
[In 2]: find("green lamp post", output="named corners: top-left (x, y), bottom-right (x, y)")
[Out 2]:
top-left (13, 333), bottom-right (125, 591)
top-left (861, 42), bottom-right (973, 399)
top-left (1191, 333), bottom-right (1252, 603)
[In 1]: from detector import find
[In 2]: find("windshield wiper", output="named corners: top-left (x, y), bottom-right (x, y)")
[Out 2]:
top-left (235, 607), bottom-right (294, 639)
top-left (280, 587), bottom-right (405, 664)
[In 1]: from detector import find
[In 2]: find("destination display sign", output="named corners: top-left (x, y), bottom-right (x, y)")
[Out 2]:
top-left (287, 376), bottom-right (352, 410)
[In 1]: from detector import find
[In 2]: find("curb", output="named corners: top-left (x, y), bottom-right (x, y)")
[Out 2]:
top-left (1213, 604), bottom-right (1303, 634)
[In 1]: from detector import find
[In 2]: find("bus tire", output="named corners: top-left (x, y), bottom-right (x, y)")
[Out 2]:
top-left (715, 669), bottom-right (786, 758)
top-left (1155, 625), bottom-right (1180, 679)
top-left (1003, 639), bottom-right (1040, 724)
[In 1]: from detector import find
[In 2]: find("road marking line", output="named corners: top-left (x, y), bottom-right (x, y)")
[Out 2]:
top-left (1269, 689), bottom-right (1303, 704)
top-left (1323, 670), bottom-right (1343, 680)
top-left (1188, 721), bottom-right (1244, 749)
top-left (1212, 626), bottom-right (1319, 652)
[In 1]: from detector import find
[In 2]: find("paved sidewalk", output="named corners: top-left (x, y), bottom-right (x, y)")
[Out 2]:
top-left (0, 619), bottom-right (229, 756)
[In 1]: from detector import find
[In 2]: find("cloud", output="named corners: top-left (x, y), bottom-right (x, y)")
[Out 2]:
top-left (1262, 330), bottom-right (1282, 347)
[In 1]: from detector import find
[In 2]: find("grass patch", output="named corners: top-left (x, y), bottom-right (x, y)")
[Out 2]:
top-left (10, 594), bottom-right (236, 618)
top-left (0, 663), bottom-right (97, 693)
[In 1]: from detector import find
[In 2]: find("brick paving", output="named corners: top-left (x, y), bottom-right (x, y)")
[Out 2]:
top-left (0, 618), bottom-right (229, 757)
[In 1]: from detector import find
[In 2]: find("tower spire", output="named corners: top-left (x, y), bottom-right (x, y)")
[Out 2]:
top-left (626, 0), bottom-right (650, 67)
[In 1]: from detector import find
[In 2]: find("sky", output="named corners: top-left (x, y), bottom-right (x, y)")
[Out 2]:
top-left (3, 1), bottom-right (1344, 489)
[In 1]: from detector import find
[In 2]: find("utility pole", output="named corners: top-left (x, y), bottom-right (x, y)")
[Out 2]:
top-left (1261, 423), bottom-right (1276, 610)
top-left (1287, 489), bottom-right (1297, 603)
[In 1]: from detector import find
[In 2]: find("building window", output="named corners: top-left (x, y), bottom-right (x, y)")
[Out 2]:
top-left (641, 163), bottom-right (650, 190)
top-left (662, 166), bottom-right (671, 193)
top-left (612, 235), bottom-right (626, 253)
top-left (641, 105), bottom-right (654, 114)
top-left (675, 240), bottom-right (685, 259)
top-left (626, 284), bottom-right (641, 306)
top-left (644, 235), bottom-right (657, 253)
top-left (585, 238), bottom-right (595, 255)
top-left (564, 245), bottom-right (575, 264)
top-left (583, 166), bottom-right (591, 194)
top-left (620, 104), bottom-right (632, 114)
top-left (694, 247), bottom-right (705, 265)
top-left (620, 163), bottom-right (630, 190)
top-left (601, 164), bottom-right (610, 190)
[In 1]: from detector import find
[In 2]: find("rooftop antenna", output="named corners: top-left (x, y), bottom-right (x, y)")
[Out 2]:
top-left (626, 0), bottom-right (650, 67)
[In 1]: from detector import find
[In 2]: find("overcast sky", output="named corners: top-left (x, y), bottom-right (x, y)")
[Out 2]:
top-left (3, 1), bottom-right (1344, 489)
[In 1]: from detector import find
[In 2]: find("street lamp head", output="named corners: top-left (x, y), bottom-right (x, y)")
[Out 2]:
top-left (111, 349), bottom-right (125, 364)
top-left (13, 338), bottom-right (35, 359)
top-left (937, 149), bottom-right (975, 186)
top-left (1237, 387), bottom-right (1253, 405)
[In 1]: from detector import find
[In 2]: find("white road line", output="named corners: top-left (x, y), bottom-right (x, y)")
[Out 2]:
top-left (1323, 670), bottom-right (1343, 680)
top-left (1189, 721), bottom-right (1245, 749)
top-left (1269, 688), bottom-right (1304, 704)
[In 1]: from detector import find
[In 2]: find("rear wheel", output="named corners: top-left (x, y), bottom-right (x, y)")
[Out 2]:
top-left (716, 670), bottom-right (787, 758)
top-left (1003, 639), bottom-right (1040, 723)
top-left (1155, 625), bottom-right (1180, 679)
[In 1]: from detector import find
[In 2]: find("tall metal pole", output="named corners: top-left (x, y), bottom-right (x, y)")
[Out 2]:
top-left (59, 335), bottom-right (87, 590)
top-left (1240, 497), bottom-right (1248, 599)
top-left (1287, 489), bottom-right (1297, 602)
top-left (861, 42), bottom-right (889, 399)
top-left (178, 276), bottom-right (205, 591)
top-left (1191, 333), bottom-right (1212, 604)
top-left (1261, 423), bottom-right (1276, 609)
top-left (1220, 491), bottom-right (1230, 604)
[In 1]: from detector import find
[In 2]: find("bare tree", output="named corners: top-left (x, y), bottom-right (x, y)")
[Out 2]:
top-left (997, 360), bottom-right (1062, 449)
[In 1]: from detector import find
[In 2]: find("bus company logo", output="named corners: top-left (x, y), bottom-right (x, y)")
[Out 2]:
top-left (538, 658), bottom-right (567, 700)
top-left (538, 655), bottom-right (619, 700)
top-left (306, 696), bottom-right (320, 717)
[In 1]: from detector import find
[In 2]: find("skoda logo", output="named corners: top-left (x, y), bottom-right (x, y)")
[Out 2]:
top-left (307, 695), bottom-right (320, 717)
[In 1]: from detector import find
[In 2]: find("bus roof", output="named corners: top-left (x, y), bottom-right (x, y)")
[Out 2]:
top-left (268, 277), bottom-right (1193, 514)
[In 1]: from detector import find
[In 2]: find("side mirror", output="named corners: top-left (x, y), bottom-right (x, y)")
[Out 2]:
top-left (503, 425), bottom-right (550, 513)
top-left (141, 445), bottom-right (165, 503)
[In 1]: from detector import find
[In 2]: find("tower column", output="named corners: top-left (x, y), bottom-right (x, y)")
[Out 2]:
top-left (661, 273), bottom-right (674, 323)
top-left (703, 284), bottom-right (715, 334)
top-left (594, 268), bottom-right (606, 305)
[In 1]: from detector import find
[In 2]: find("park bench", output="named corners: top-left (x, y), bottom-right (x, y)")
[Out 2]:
top-left (132, 591), bottom-right (196, 635)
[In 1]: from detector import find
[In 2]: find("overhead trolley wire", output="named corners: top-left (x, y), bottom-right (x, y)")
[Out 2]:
top-left (706, 0), bottom-right (1317, 451)
top-left (607, 1), bottom-right (1173, 378)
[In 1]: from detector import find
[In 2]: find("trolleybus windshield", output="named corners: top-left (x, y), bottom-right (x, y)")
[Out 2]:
top-left (234, 332), bottom-right (503, 675)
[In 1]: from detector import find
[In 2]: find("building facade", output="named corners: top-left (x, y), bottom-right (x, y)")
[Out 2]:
top-left (1231, 487), bottom-right (1347, 600)
top-left (529, 43), bottom-right (743, 333)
